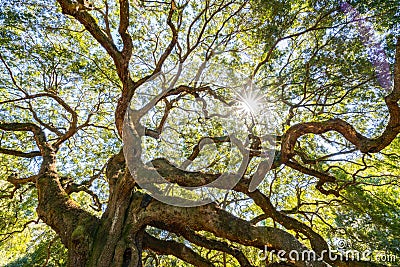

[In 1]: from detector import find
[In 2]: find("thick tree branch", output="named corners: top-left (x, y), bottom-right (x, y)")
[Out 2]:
top-left (151, 222), bottom-right (255, 267)
top-left (115, 1), bottom-right (180, 136)
top-left (56, 0), bottom-right (121, 64)
top-left (136, 193), bottom-right (326, 267)
top-left (139, 158), bottom-right (330, 260)
top-left (35, 154), bottom-right (100, 265)
top-left (143, 232), bottom-right (214, 267)
top-left (7, 173), bottom-right (38, 186)
top-left (118, 0), bottom-right (133, 64)
top-left (234, 179), bottom-right (330, 258)
top-left (0, 147), bottom-right (41, 158)
top-left (0, 122), bottom-right (48, 154)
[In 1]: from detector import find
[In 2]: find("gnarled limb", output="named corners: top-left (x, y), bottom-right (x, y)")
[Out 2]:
top-left (0, 147), bottom-right (40, 158)
top-left (143, 157), bottom-right (330, 258)
top-left (35, 153), bottom-right (99, 267)
top-left (135, 192), bottom-right (326, 267)
top-left (0, 122), bottom-right (48, 154)
top-left (0, 122), bottom-right (99, 266)
top-left (279, 37), bottom-right (400, 164)
top-left (151, 221), bottom-right (255, 267)
top-left (143, 232), bottom-right (214, 267)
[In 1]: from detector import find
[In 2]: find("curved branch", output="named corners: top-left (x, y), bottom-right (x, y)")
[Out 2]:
top-left (140, 158), bottom-right (330, 259)
top-left (151, 222), bottom-right (255, 267)
top-left (7, 173), bottom-right (38, 186)
top-left (65, 183), bottom-right (102, 212)
top-left (136, 193), bottom-right (326, 267)
top-left (118, 0), bottom-right (133, 64)
top-left (143, 232), bottom-right (214, 267)
top-left (114, 1), bottom-right (180, 136)
top-left (1, 92), bottom-right (80, 149)
top-left (235, 179), bottom-right (330, 257)
top-left (285, 160), bottom-right (339, 196)
top-left (0, 122), bottom-right (48, 154)
top-left (56, 0), bottom-right (121, 64)
top-left (0, 147), bottom-right (41, 158)
top-left (0, 219), bottom-right (39, 242)
top-left (280, 37), bottom-right (400, 163)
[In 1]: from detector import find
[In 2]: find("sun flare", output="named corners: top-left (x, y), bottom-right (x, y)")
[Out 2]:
top-left (236, 91), bottom-right (263, 115)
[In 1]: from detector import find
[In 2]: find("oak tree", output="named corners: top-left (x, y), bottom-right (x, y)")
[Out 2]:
top-left (1, 0), bottom-right (399, 266)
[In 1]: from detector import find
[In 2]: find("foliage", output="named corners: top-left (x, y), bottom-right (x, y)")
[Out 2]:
top-left (0, 0), bottom-right (399, 266)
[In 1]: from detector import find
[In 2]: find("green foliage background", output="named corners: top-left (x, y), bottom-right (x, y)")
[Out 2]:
top-left (0, 0), bottom-right (399, 266)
